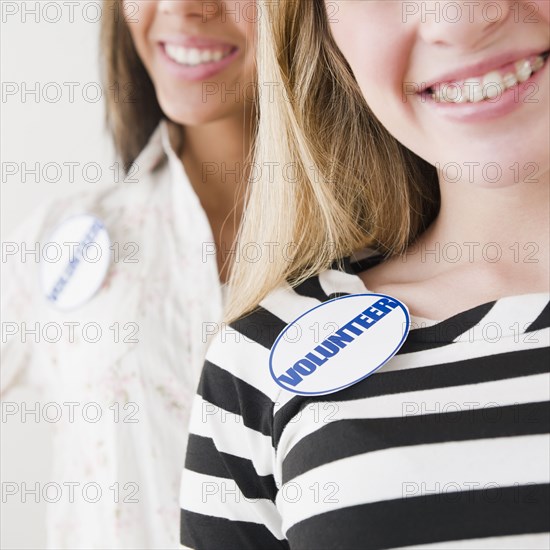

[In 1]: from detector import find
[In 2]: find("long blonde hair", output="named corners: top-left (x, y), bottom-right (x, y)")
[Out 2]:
top-left (225, 0), bottom-right (439, 322)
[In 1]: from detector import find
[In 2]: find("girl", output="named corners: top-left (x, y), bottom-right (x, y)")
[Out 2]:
top-left (180, 0), bottom-right (549, 548)
top-left (2, 0), bottom-right (255, 548)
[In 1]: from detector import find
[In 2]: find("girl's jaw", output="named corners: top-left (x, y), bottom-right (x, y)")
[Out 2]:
top-left (326, 0), bottom-right (550, 187)
top-left (124, 0), bottom-right (256, 126)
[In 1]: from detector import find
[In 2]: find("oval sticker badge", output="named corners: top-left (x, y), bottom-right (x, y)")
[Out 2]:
top-left (269, 293), bottom-right (410, 396)
top-left (40, 214), bottom-right (111, 311)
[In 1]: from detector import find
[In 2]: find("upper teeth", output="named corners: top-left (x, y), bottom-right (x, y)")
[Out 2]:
top-left (165, 44), bottom-right (233, 67)
top-left (431, 54), bottom-right (546, 103)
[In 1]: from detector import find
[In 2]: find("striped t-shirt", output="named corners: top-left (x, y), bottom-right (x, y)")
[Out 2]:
top-left (180, 258), bottom-right (550, 549)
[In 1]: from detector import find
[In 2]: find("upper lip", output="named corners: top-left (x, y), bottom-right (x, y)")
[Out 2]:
top-left (416, 47), bottom-right (549, 92)
top-left (159, 35), bottom-right (237, 49)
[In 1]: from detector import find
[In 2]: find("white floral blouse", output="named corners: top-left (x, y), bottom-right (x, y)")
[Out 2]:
top-left (1, 122), bottom-right (223, 549)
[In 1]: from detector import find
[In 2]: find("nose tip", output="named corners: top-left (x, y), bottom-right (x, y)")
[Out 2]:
top-left (416, 0), bottom-right (511, 51)
top-left (157, 0), bottom-right (219, 18)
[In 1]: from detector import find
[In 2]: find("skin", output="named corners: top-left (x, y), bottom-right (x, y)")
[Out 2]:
top-left (124, 0), bottom-right (257, 281)
top-left (326, 0), bottom-right (550, 320)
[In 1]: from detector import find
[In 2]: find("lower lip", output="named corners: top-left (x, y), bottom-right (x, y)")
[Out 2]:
top-left (158, 44), bottom-right (240, 81)
top-left (416, 57), bottom-right (549, 123)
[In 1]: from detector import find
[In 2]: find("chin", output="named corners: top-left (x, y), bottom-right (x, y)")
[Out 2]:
top-left (417, 133), bottom-right (548, 187)
top-left (158, 101), bottom-right (211, 127)
top-left (163, 110), bottom-right (210, 127)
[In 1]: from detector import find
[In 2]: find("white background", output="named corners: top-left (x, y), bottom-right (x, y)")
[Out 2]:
top-left (1, 1), bottom-right (114, 547)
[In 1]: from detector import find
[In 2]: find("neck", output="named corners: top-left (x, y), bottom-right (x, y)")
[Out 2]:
top-left (180, 109), bottom-right (254, 182)
top-left (361, 170), bottom-right (549, 319)
top-left (179, 105), bottom-right (255, 205)
top-left (417, 170), bottom-right (550, 274)
top-left (173, 103), bottom-right (256, 282)
top-left (431, 172), bottom-right (548, 249)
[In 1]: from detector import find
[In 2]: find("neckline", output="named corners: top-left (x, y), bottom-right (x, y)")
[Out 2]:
top-left (340, 255), bottom-right (549, 343)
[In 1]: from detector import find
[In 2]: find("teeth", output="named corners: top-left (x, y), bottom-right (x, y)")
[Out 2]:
top-left (188, 48), bottom-right (201, 65)
top-left (531, 56), bottom-right (544, 71)
top-left (164, 44), bottom-right (232, 67)
top-left (515, 59), bottom-right (532, 82)
top-left (482, 71), bottom-right (504, 100)
top-left (502, 72), bottom-right (518, 88)
top-left (429, 54), bottom-right (546, 104)
top-left (465, 78), bottom-right (485, 103)
top-left (440, 82), bottom-right (465, 103)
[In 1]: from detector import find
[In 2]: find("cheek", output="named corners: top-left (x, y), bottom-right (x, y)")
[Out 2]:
top-left (341, 41), bottom-right (408, 133)
top-left (354, 50), bottom-right (405, 100)
top-left (329, 25), bottom-right (372, 91)
top-left (224, 0), bottom-right (256, 23)
top-left (123, 0), bottom-right (154, 56)
top-left (328, 10), bottom-right (408, 106)
top-left (230, 4), bottom-right (257, 81)
top-left (533, 0), bottom-right (550, 23)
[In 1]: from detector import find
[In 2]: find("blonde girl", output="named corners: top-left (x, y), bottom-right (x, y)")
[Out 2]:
top-left (180, 1), bottom-right (549, 548)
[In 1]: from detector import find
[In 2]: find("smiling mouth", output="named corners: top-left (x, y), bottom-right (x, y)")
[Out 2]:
top-left (421, 50), bottom-right (550, 104)
top-left (163, 43), bottom-right (238, 67)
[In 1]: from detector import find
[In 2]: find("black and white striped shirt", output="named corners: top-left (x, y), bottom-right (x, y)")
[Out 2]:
top-left (180, 258), bottom-right (550, 549)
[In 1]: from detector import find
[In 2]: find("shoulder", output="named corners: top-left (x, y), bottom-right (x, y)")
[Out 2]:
top-left (199, 264), bottom-right (366, 421)
top-left (2, 157), bottom-right (170, 313)
top-left (5, 122), bottom-right (174, 247)
top-left (42, 123), bottom-right (172, 238)
top-left (9, 172), bottom-right (170, 253)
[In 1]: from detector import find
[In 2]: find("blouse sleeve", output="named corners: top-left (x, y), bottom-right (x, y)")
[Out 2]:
top-left (1, 202), bottom-right (56, 395)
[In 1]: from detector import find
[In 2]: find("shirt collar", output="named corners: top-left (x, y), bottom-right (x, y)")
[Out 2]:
top-left (133, 119), bottom-right (182, 173)
top-left (159, 120), bottom-right (186, 175)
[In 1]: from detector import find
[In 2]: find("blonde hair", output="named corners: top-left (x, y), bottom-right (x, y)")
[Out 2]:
top-left (225, 0), bottom-right (439, 322)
